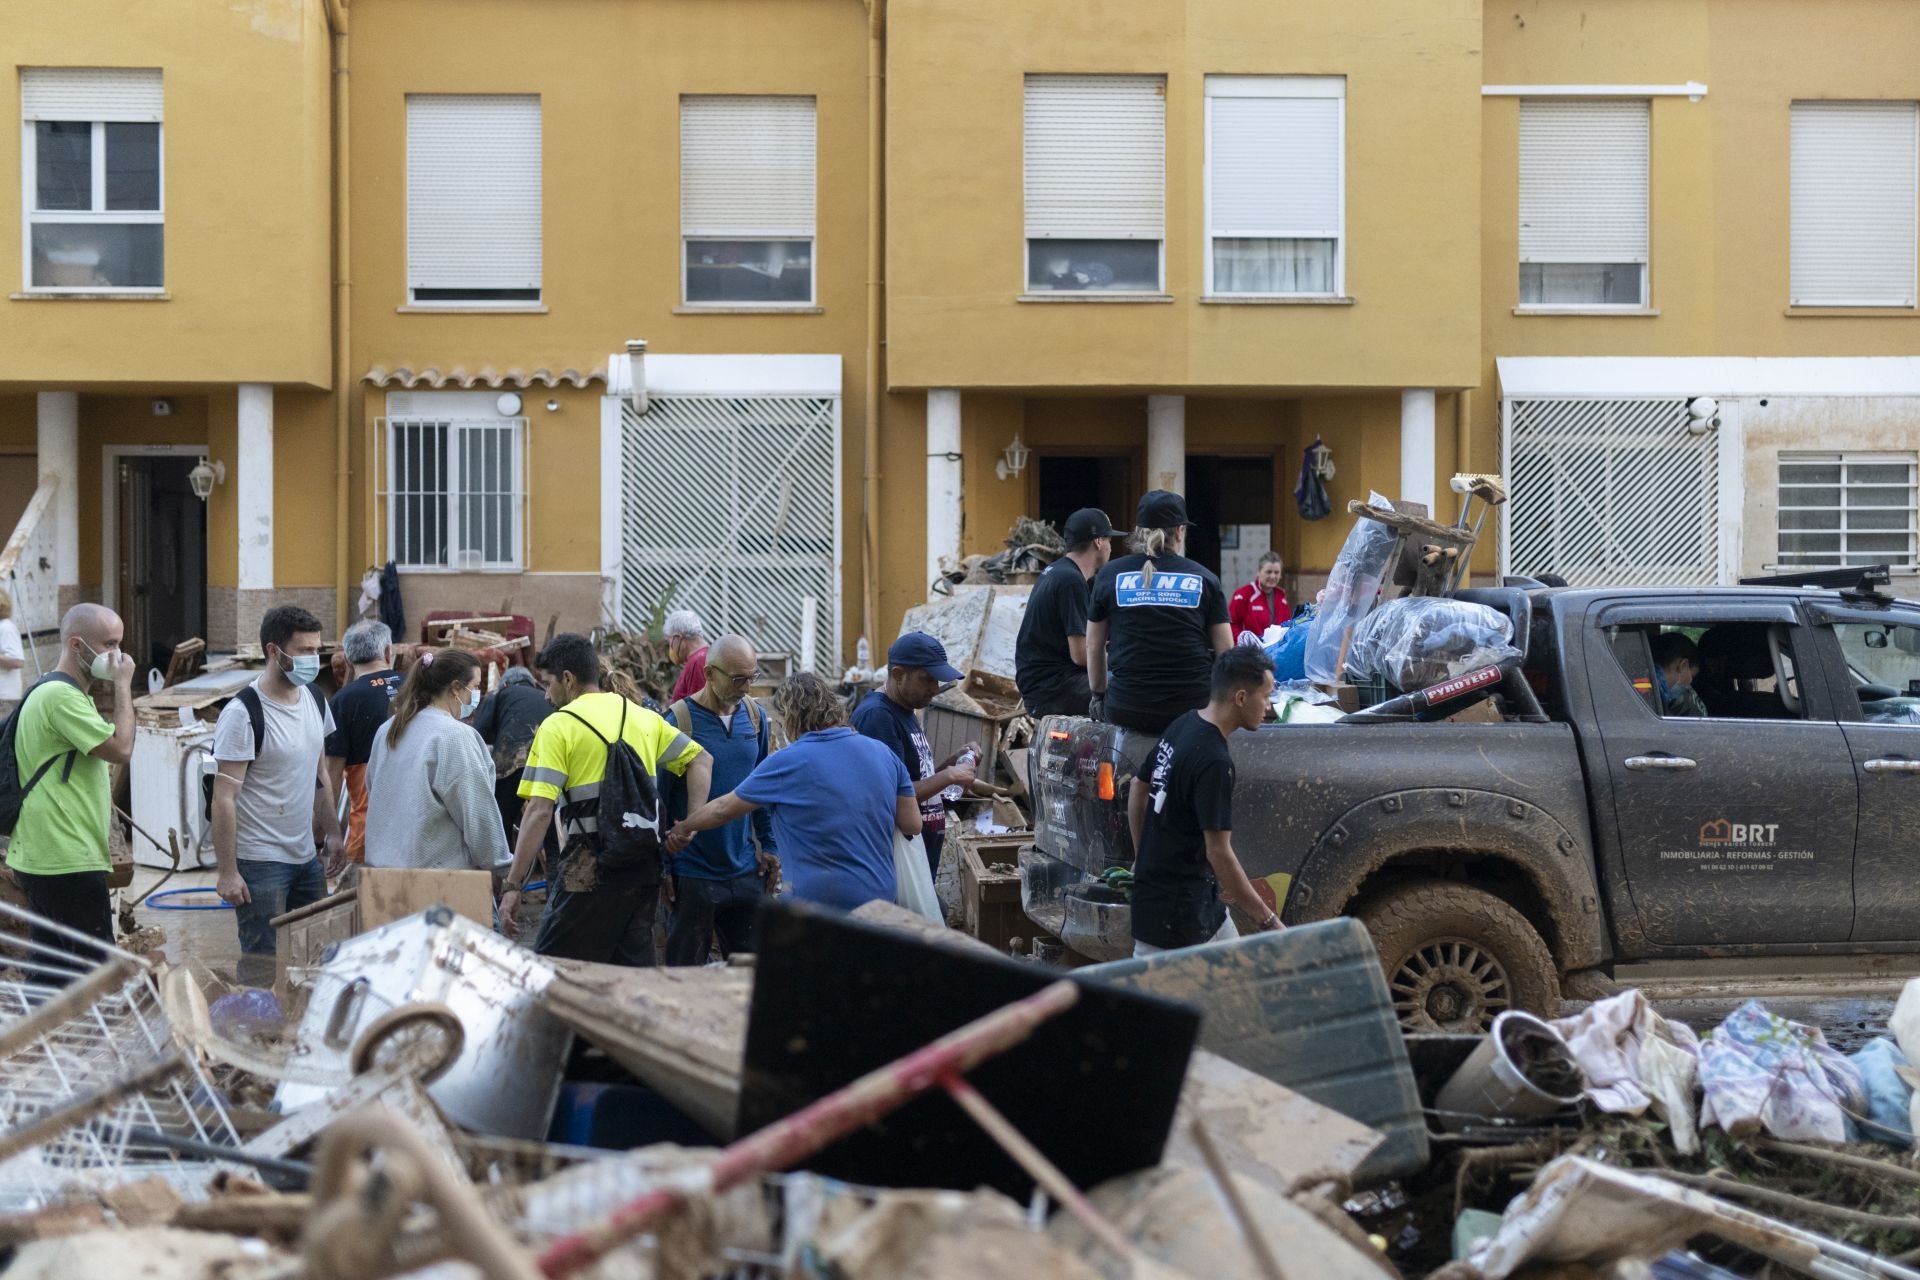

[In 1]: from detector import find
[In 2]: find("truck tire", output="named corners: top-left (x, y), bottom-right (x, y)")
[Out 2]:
top-left (1357, 882), bottom-right (1559, 1033)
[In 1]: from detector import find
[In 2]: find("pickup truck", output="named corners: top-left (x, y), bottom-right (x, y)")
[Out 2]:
top-left (1021, 572), bottom-right (1920, 1032)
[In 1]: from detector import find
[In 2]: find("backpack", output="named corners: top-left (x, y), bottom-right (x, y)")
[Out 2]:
top-left (200, 683), bottom-right (329, 822)
top-left (558, 698), bottom-right (664, 876)
top-left (0, 673), bottom-right (84, 838)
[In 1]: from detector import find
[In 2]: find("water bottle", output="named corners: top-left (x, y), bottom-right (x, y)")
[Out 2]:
top-left (942, 747), bottom-right (979, 802)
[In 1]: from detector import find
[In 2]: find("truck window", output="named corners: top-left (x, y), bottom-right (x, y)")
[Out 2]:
top-left (1605, 620), bottom-right (1811, 721)
top-left (1832, 620), bottom-right (1920, 724)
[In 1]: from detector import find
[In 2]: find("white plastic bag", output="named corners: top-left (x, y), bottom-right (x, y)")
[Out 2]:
top-left (1304, 491), bottom-right (1398, 685)
top-left (893, 830), bottom-right (942, 922)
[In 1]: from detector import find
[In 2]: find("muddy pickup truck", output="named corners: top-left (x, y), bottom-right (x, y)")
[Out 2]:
top-left (1021, 570), bottom-right (1920, 1031)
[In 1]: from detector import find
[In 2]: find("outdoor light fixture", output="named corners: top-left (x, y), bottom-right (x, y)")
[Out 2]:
top-left (622, 338), bottom-right (650, 417)
top-left (1685, 396), bottom-right (1720, 435)
top-left (995, 433), bottom-right (1031, 481)
top-left (188, 459), bottom-right (226, 501)
top-left (545, 399), bottom-right (561, 413)
top-left (495, 392), bottom-right (523, 416)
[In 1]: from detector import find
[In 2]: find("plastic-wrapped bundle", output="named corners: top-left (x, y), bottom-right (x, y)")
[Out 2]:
top-left (1304, 493), bottom-right (1399, 684)
top-left (1345, 597), bottom-right (1520, 691)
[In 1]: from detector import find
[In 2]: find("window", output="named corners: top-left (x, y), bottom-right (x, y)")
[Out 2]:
top-left (1790, 102), bottom-right (1918, 308)
top-left (379, 407), bottom-right (527, 570)
top-left (1024, 75), bottom-right (1165, 293)
top-left (21, 67), bottom-right (163, 292)
top-left (406, 95), bottom-right (541, 305)
top-left (1518, 100), bottom-right (1648, 308)
top-left (1609, 621), bottom-right (1809, 720)
top-left (1205, 76), bottom-right (1343, 297)
top-left (680, 96), bottom-right (816, 306)
top-left (1778, 452), bottom-right (1918, 570)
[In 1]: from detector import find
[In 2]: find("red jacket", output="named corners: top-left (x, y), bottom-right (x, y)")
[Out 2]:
top-left (1229, 583), bottom-right (1291, 639)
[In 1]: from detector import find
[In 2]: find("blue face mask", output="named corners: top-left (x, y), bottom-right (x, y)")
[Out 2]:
top-left (284, 653), bottom-right (322, 686)
top-left (463, 688), bottom-right (481, 717)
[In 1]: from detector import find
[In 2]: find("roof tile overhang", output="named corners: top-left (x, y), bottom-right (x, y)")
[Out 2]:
top-left (362, 364), bottom-right (606, 390)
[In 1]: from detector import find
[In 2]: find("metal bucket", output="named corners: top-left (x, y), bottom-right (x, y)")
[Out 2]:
top-left (1433, 1010), bottom-right (1583, 1132)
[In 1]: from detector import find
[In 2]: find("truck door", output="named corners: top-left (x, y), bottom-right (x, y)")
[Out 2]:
top-left (1589, 602), bottom-right (1856, 947)
top-left (1806, 605), bottom-right (1920, 942)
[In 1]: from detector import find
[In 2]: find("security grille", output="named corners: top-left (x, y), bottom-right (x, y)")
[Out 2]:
top-left (617, 394), bottom-right (840, 671)
top-left (1777, 451), bottom-right (1918, 569)
top-left (374, 416), bottom-right (528, 570)
top-left (1502, 397), bottom-right (1726, 586)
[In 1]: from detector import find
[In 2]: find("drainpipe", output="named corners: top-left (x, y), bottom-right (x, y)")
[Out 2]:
top-left (325, 0), bottom-right (353, 636)
top-left (860, 0), bottom-right (885, 654)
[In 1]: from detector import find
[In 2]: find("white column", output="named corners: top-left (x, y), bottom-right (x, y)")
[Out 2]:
top-left (1400, 388), bottom-right (1437, 515)
top-left (35, 392), bottom-right (79, 590)
top-left (1146, 394), bottom-right (1185, 494)
top-left (237, 383), bottom-right (274, 591)
top-left (926, 389), bottom-right (963, 588)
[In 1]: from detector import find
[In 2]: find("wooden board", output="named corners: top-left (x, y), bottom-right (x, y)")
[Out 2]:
top-left (358, 868), bottom-right (493, 930)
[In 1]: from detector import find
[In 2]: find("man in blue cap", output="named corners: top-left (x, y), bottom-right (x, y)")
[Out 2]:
top-left (851, 632), bottom-right (978, 879)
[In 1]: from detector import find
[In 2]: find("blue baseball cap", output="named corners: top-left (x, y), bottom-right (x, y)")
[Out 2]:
top-left (888, 631), bottom-right (964, 682)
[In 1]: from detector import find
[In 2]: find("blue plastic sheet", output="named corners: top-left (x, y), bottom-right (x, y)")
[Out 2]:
top-left (1851, 1036), bottom-right (1915, 1147)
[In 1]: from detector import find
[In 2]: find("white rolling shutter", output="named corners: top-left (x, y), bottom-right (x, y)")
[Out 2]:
top-left (406, 95), bottom-right (542, 294)
top-left (1207, 77), bottom-right (1342, 238)
top-left (1519, 100), bottom-right (1648, 264)
top-left (681, 97), bottom-right (817, 237)
top-left (1024, 75), bottom-right (1165, 239)
top-left (21, 68), bottom-right (162, 122)
top-left (1791, 102), bottom-right (1918, 307)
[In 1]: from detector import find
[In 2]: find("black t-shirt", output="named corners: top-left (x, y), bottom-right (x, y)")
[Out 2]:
top-left (1015, 556), bottom-right (1093, 716)
top-left (1131, 710), bottom-right (1236, 949)
top-left (324, 670), bottom-right (402, 765)
top-left (1088, 553), bottom-right (1229, 719)
top-left (849, 691), bottom-right (946, 865)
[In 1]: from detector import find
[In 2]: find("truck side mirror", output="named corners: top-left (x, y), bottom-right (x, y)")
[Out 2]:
top-left (1865, 629), bottom-right (1890, 649)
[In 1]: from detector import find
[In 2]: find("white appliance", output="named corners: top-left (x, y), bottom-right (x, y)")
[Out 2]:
top-left (129, 719), bottom-right (217, 870)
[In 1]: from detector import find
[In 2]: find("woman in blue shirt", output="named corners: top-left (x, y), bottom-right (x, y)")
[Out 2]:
top-left (666, 673), bottom-right (920, 911)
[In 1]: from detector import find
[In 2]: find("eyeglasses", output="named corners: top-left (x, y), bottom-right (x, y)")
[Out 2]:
top-left (711, 669), bottom-right (756, 687)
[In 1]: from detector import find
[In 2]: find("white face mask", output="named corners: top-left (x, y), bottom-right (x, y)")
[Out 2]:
top-left (77, 638), bottom-right (117, 681)
top-left (463, 687), bottom-right (481, 717)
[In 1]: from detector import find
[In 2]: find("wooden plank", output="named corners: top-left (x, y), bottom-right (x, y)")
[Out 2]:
top-left (357, 867), bottom-right (494, 930)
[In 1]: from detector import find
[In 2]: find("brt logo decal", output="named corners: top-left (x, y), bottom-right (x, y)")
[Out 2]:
top-left (1115, 571), bottom-right (1204, 608)
top-left (1699, 819), bottom-right (1780, 846)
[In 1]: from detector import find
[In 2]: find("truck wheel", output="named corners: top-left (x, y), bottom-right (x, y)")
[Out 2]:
top-left (1357, 882), bottom-right (1558, 1033)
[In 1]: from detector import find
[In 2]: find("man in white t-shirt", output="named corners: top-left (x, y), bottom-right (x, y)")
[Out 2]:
top-left (210, 605), bottom-right (343, 987)
top-left (0, 588), bottom-right (25, 713)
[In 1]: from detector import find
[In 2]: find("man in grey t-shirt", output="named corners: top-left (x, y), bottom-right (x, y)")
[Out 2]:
top-left (211, 605), bottom-right (342, 987)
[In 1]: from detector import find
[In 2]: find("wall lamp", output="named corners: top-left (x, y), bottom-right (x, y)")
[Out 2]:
top-left (995, 433), bottom-right (1031, 481)
top-left (188, 459), bottom-right (226, 501)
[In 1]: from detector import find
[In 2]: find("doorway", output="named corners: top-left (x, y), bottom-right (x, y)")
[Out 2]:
top-left (1034, 453), bottom-right (1135, 540)
top-left (114, 455), bottom-right (207, 672)
top-left (1184, 453), bottom-right (1275, 583)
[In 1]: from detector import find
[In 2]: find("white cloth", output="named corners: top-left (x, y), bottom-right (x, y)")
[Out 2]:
top-left (363, 708), bottom-right (509, 872)
top-left (1131, 912), bottom-right (1239, 959)
top-left (0, 618), bottom-right (22, 702)
top-left (212, 679), bottom-right (334, 864)
top-left (1552, 990), bottom-right (1704, 1154)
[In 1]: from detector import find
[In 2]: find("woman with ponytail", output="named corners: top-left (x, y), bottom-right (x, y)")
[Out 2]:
top-left (363, 648), bottom-right (509, 871)
top-left (1084, 490), bottom-right (1233, 735)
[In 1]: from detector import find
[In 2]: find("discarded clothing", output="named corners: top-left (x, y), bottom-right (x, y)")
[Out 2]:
top-left (1697, 999), bottom-right (1866, 1145)
top-left (1551, 989), bottom-right (1703, 1153)
top-left (1850, 1036), bottom-right (1915, 1147)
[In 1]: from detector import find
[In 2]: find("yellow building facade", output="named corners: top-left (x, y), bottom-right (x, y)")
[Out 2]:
top-left (4, 0), bottom-right (1919, 670)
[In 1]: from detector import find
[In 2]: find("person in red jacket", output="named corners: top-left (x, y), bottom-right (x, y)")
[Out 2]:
top-left (1229, 552), bottom-right (1292, 642)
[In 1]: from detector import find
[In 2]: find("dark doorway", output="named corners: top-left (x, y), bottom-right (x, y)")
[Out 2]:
top-left (1035, 454), bottom-right (1134, 540)
top-left (117, 456), bottom-right (207, 673)
top-left (1184, 454), bottom-right (1275, 584)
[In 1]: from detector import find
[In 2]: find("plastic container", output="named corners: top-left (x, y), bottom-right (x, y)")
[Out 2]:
top-left (1434, 1010), bottom-right (1583, 1132)
top-left (942, 747), bottom-right (980, 802)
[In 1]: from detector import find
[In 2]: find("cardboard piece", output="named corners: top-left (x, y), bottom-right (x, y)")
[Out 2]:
top-left (358, 867), bottom-right (493, 930)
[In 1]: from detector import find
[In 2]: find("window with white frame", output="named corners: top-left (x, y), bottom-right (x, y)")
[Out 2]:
top-left (1518, 100), bottom-right (1649, 308)
top-left (378, 400), bottom-right (528, 570)
top-left (1790, 102), bottom-right (1918, 308)
top-left (406, 95), bottom-right (542, 305)
top-left (1778, 452), bottom-right (1918, 570)
top-left (1205, 76), bottom-right (1344, 297)
top-left (21, 67), bottom-right (163, 292)
top-left (1024, 74), bottom-right (1165, 293)
top-left (681, 96), bottom-right (816, 306)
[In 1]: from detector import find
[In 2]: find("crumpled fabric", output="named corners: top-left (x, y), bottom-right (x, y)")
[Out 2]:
top-left (1697, 1000), bottom-right (1866, 1145)
top-left (1552, 990), bottom-right (1703, 1153)
top-left (1850, 1037), bottom-right (1915, 1148)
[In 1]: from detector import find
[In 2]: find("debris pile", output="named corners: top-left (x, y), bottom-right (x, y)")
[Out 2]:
top-left (936, 516), bottom-right (1067, 590)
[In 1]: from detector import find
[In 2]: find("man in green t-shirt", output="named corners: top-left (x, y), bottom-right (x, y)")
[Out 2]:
top-left (6, 603), bottom-right (135, 974)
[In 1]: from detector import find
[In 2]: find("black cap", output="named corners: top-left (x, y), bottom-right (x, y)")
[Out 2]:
top-left (1062, 507), bottom-right (1124, 545)
top-left (1135, 489), bottom-right (1190, 529)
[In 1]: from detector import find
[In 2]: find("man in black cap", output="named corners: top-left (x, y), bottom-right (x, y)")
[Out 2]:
top-left (1015, 507), bottom-right (1123, 719)
top-left (1086, 490), bottom-right (1233, 735)
top-left (850, 631), bottom-right (978, 878)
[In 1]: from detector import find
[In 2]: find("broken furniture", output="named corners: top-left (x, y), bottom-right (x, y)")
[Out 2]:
top-left (955, 834), bottom-right (1033, 954)
top-left (271, 867), bottom-right (495, 998)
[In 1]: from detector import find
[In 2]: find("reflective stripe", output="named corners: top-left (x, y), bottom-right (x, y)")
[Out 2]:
top-left (564, 815), bottom-right (600, 835)
top-left (665, 732), bottom-right (696, 763)
top-left (523, 766), bottom-right (568, 789)
top-left (563, 781), bottom-right (601, 802)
